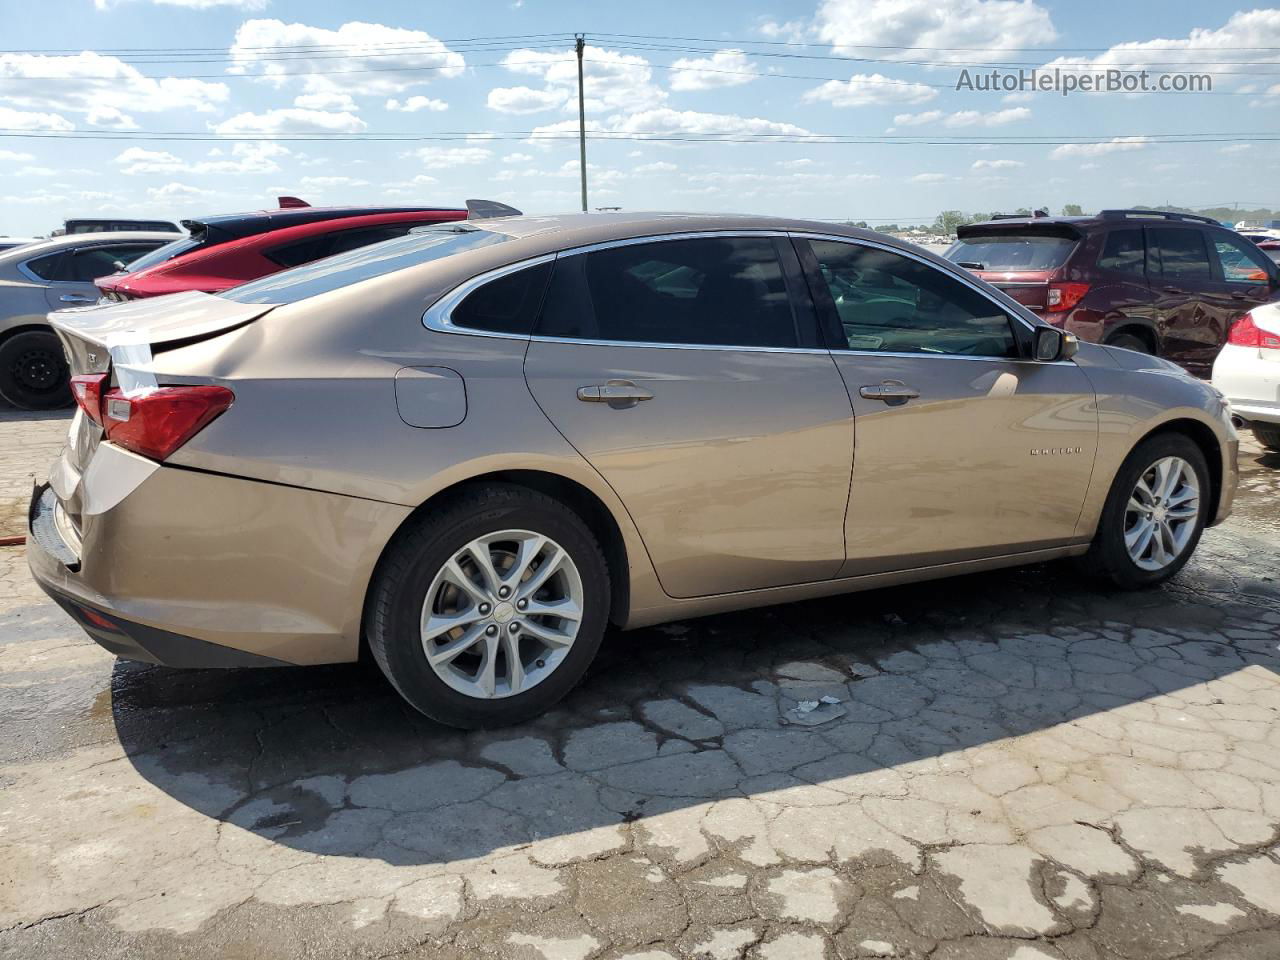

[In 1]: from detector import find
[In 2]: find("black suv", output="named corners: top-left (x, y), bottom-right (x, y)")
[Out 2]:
top-left (945, 209), bottom-right (1280, 374)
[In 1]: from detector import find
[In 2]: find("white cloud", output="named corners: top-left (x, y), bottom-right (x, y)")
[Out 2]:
top-left (295, 92), bottom-right (358, 112)
top-left (146, 182), bottom-right (215, 203)
top-left (1050, 136), bottom-right (1149, 158)
top-left (116, 141), bottom-right (291, 175)
top-left (669, 49), bottom-right (758, 92)
top-left (86, 105), bottom-right (139, 129)
top-left (0, 52), bottom-right (227, 117)
top-left (386, 96), bottom-right (449, 113)
top-left (486, 86), bottom-right (566, 115)
top-left (803, 73), bottom-right (937, 107)
top-left (96, 0), bottom-right (266, 8)
top-left (1220, 144), bottom-right (1251, 154)
top-left (909, 173), bottom-right (950, 183)
top-left (214, 108), bottom-right (367, 135)
top-left (499, 46), bottom-right (666, 114)
top-left (0, 149), bottom-right (34, 162)
top-left (635, 161), bottom-right (678, 173)
top-left (893, 107), bottom-right (1031, 129)
top-left (298, 175), bottom-right (370, 188)
top-left (972, 159), bottom-right (1024, 170)
top-left (229, 19), bottom-right (465, 98)
top-left (813, 0), bottom-right (1057, 62)
top-left (0, 105), bottom-right (73, 130)
top-left (502, 153), bottom-right (534, 164)
top-left (777, 158), bottom-right (814, 169)
top-left (410, 146), bottom-right (493, 168)
top-left (1042, 10), bottom-right (1280, 86)
top-left (601, 108), bottom-right (811, 138)
top-left (16, 166), bottom-right (56, 176)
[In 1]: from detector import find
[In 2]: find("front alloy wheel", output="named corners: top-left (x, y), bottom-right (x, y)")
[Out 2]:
top-left (422, 530), bottom-right (583, 699)
top-left (1123, 456), bottom-right (1200, 571)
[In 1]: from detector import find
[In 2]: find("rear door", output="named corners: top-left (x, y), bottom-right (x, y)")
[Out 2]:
top-left (523, 233), bottom-right (855, 598)
top-left (1202, 231), bottom-right (1280, 348)
top-left (42, 242), bottom-right (164, 310)
top-left (796, 236), bottom-right (1097, 575)
top-left (1146, 226), bottom-right (1220, 371)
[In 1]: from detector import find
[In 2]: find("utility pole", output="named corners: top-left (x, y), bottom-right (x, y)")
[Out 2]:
top-left (575, 34), bottom-right (587, 213)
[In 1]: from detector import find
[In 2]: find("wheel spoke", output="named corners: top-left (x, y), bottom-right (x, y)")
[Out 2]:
top-left (426, 624), bottom-right (485, 666)
top-left (1167, 485), bottom-right (1198, 507)
top-left (506, 534), bottom-right (547, 588)
top-left (1166, 501), bottom-right (1198, 520)
top-left (423, 607), bottom-right (485, 642)
top-left (1126, 495), bottom-right (1147, 515)
top-left (518, 618), bottom-right (575, 647)
top-left (442, 559), bottom-right (489, 607)
top-left (476, 631), bottom-right (499, 697)
top-left (1133, 476), bottom-right (1157, 507)
top-left (518, 546), bottom-right (566, 599)
top-left (1125, 517), bottom-right (1152, 550)
top-left (523, 596), bottom-right (582, 623)
top-left (464, 541), bottom-right (503, 596)
top-left (502, 632), bottom-right (526, 695)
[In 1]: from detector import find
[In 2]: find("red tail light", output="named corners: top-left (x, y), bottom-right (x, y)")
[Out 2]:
top-left (1046, 282), bottom-right (1090, 313)
top-left (1227, 312), bottom-right (1280, 349)
top-left (102, 385), bottom-right (234, 461)
top-left (70, 374), bottom-right (107, 426)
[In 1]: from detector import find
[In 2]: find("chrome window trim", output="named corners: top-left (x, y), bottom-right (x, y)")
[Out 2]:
top-left (423, 231), bottom-right (826, 355)
top-left (785, 231), bottom-right (1040, 335)
top-left (421, 228), bottom-right (1064, 359)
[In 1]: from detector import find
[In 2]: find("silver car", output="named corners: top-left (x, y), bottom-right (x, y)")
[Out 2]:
top-left (31, 213), bottom-right (1237, 728)
top-left (0, 231), bottom-right (174, 408)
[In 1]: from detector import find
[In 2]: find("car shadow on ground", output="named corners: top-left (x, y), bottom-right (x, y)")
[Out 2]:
top-left (109, 555), bottom-right (1280, 869)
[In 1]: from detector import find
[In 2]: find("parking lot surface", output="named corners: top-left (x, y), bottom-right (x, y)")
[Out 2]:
top-left (1, 409), bottom-right (1278, 960)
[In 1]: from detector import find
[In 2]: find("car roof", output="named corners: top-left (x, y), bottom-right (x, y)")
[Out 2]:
top-left (0, 231), bottom-right (178, 261)
top-left (187, 205), bottom-right (466, 242)
top-left (460, 211), bottom-right (884, 247)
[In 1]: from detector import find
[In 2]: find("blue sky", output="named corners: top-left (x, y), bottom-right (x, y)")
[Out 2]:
top-left (0, 0), bottom-right (1277, 235)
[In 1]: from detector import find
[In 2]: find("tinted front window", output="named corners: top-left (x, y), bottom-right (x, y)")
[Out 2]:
top-left (58, 244), bottom-right (161, 282)
top-left (452, 261), bottom-right (552, 335)
top-left (807, 240), bottom-right (1017, 358)
top-left (1151, 228), bottom-right (1212, 279)
top-left (946, 232), bottom-right (1078, 270)
top-left (222, 228), bottom-right (510, 305)
top-left (1097, 229), bottom-right (1146, 275)
top-left (1212, 234), bottom-right (1273, 283)
top-left (536, 236), bottom-right (799, 348)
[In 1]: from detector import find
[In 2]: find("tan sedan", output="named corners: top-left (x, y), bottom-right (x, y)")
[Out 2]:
top-left (29, 213), bottom-right (1238, 728)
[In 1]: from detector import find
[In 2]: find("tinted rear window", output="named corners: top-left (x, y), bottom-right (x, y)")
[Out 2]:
top-left (124, 236), bottom-right (202, 273)
top-left (946, 233), bottom-right (1078, 270)
top-left (221, 227), bottom-right (510, 305)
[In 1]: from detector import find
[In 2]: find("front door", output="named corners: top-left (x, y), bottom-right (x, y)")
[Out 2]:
top-left (524, 234), bottom-right (855, 598)
top-left (795, 236), bottom-right (1098, 576)
top-left (42, 242), bottom-right (163, 310)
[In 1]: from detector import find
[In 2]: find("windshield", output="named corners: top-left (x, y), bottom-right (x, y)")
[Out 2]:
top-left (946, 233), bottom-right (1078, 271)
top-left (124, 236), bottom-right (202, 273)
top-left (220, 226), bottom-right (510, 305)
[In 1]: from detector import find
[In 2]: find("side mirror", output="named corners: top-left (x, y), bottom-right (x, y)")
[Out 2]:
top-left (1034, 326), bottom-right (1079, 362)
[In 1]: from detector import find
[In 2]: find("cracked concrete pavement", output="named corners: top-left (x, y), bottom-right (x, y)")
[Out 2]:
top-left (1, 409), bottom-right (1279, 959)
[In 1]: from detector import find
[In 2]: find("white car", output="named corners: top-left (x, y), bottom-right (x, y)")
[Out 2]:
top-left (1212, 301), bottom-right (1280, 450)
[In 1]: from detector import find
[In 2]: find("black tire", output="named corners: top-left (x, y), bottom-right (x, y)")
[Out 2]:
top-left (367, 483), bottom-right (610, 729)
top-left (1252, 424), bottom-right (1280, 451)
top-left (1106, 332), bottom-right (1152, 355)
top-left (0, 329), bottom-right (72, 410)
top-left (1080, 433), bottom-right (1211, 590)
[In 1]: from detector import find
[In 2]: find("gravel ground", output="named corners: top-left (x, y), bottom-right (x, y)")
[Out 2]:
top-left (0, 408), bottom-right (1277, 960)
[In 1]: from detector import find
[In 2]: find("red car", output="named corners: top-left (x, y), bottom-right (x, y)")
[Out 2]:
top-left (97, 198), bottom-right (468, 300)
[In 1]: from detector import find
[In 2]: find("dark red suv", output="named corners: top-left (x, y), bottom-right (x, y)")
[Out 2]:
top-left (946, 209), bottom-right (1280, 374)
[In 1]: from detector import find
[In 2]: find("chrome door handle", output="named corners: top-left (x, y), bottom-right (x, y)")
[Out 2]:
top-left (59, 294), bottom-right (95, 303)
top-left (577, 380), bottom-right (654, 404)
top-left (859, 382), bottom-right (920, 403)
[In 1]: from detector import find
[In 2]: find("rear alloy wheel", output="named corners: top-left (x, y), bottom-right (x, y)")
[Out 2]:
top-left (0, 330), bottom-right (71, 410)
top-left (1252, 424), bottom-right (1280, 451)
top-left (1082, 434), bottom-right (1210, 589)
top-left (368, 484), bottom-right (609, 728)
top-left (1107, 332), bottom-right (1152, 355)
